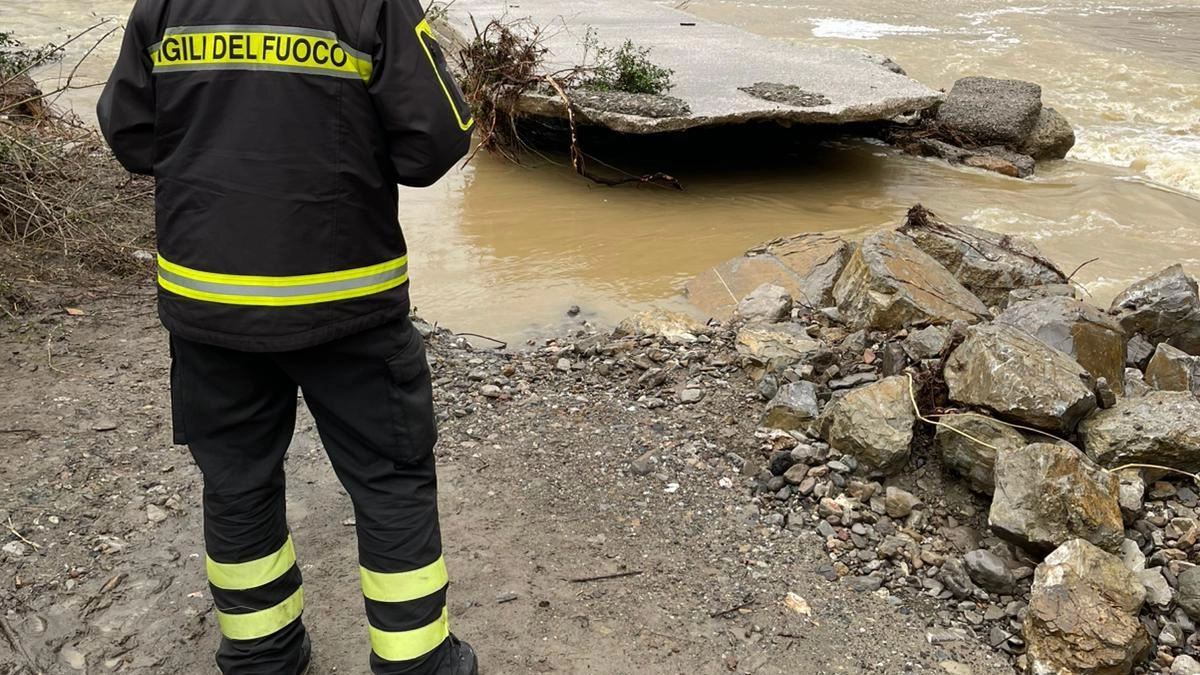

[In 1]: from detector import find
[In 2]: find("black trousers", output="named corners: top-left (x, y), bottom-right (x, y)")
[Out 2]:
top-left (170, 317), bottom-right (453, 674)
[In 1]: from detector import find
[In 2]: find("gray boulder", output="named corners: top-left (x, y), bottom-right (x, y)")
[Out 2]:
top-left (963, 549), bottom-right (1015, 594)
top-left (817, 376), bottom-right (916, 475)
top-left (900, 206), bottom-right (1067, 308)
top-left (1111, 265), bottom-right (1200, 355)
top-left (995, 296), bottom-right (1127, 395)
top-left (832, 231), bottom-right (988, 331)
top-left (936, 77), bottom-right (1043, 147)
top-left (1026, 539), bottom-right (1150, 675)
top-left (1021, 107), bottom-right (1076, 160)
top-left (1008, 283), bottom-right (1076, 306)
top-left (935, 413), bottom-right (1028, 494)
top-left (1178, 566), bottom-right (1200, 622)
top-left (1145, 342), bottom-right (1200, 395)
top-left (990, 442), bottom-right (1124, 555)
top-left (945, 324), bottom-right (1097, 434)
top-left (902, 325), bottom-right (950, 361)
top-left (761, 382), bottom-right (820, 431)
top-left (735, 323), bottom-right (821, 382)
top-left (1080, 391), bottom-right (1200, 475)
top-left (734, 284), bottom-right (793, 324)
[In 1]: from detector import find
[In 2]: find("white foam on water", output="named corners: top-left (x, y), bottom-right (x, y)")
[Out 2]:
top-left (810, 18), bottom-right (938, 40)
top-left (1073, 126), bottom-right (1200, 197)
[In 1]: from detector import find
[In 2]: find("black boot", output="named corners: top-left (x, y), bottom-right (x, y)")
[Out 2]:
top-left (442, 635), bottom-right (478, 675)
top-left (295, 634), bottom-right (312, 675)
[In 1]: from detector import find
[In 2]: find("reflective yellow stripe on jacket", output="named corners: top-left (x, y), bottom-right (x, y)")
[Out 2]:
top-left (158, 255), bottom-right (408, 306)
top-left (149, 25), bottom-right (373, 82)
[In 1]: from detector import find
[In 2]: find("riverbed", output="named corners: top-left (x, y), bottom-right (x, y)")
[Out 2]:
top-left (3, 0), bottom-right (1197, 341)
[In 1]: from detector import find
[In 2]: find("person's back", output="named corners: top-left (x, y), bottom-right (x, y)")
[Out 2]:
top-left (99, 1), bottom-right (478, 673)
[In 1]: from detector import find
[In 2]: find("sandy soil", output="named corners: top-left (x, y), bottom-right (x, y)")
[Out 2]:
top-left (0, 280), bottom-right (1016, 675)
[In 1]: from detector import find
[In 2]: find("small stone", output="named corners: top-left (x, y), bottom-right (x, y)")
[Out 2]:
top-left (1176, 566), bottom-right (1200, 621)
top-left (940, 661), bottom-right (972, 675)
top-left (480, 385), bottom-right (502, 398)
top-left (848, 575), bottom-right (883, 593)
top-left (903, 326), bottom-right (951, 361)
top-left (3, 541), bottom-right (29, 557)
top-left (1118, 472), bottom-right (1146, 524)
top-left (556, 358), bottom-right (572, 372)
top-left (1138, 567), bottom-right (1174, 609)
top-left (964, 549), bottom-right (1015, 594)
top-left (735, 284), bottom-right (794, 324)
top-left (783, 464), bottom-right (809, 486)
top-left (60, 645), bottom-right (86, 671)
top-left (1173, 655), bottom-right (1200, 675)
top-left (496, 592), bottom-right (519, 604)
top-left (1120, 539), bottom-right (1146, 572)
top-left (1095, 378), bottom-right (1118, 409)
top-left (630, 451), bottom-right (656, 477)
top-left (1160, 622), bottom-right (1185, 648)
top-left (147, 504), bottom-right (169, 524)
top-left (678, 388), bottom-right (705, 404)
top-left (884, 487), bottom-right (920, 519)
top-left (762, 382), bottom-right (820, 430)
top-left (93, 420), bottom-right (118, 432)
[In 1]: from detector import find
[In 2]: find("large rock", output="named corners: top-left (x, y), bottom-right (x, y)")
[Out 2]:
top-left (1111, 265), bottom-right (1200, 355)
top-left (685, 235), bottom-right (854, 318)
top-left (995, 296), bottom-right (1127, 395)
top-left (1178, 566), bottom-right (1200, 622)
top-left (935, 413), bottom-right (1028, 494)
top-left (1080, 391), bottom-right (1200, 475)
top-left (990, 443), bottom-right (1124, 555)
top-left (735, 323), bottom-right (822, 381)
top-left (1025, 539), bottom-right (1151, 675)
top-left (945, 324), bottom-right (1097, 434)
top-left (761, 382), bottom-right (820, 431)
top-left (616, 309), bottom-right (708, 341)
top-left (1021, 107), bottom-right (1076, 160)
top-left (1145, 342), bottom-right (1200, 395)
top-left (936, 77), bottom-right (1043, 147)
top-left (816, 376), bottom-right (916, 475)
top-left (832, 230), bottom-right (988, 331)
top-left (734, 284), bottom-right (793, 324)
top-left (900, 206), bottom-right (1067, 308)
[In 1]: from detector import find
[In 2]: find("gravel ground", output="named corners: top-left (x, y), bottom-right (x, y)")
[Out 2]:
top-left (0, 282), bottom-right (1016, 675)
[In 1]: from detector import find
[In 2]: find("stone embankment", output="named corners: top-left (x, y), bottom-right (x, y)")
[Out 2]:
top-left (603, 203), bottom-right (1200, 674)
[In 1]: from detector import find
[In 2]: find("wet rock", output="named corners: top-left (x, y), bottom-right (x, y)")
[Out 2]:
top-left (945, 323), bottom-right (1097, 434)
top-left (964, 549), bottom-right (1015, 594)
top-left (1177, 567), bottom-right (1200, 622)
top-left (989, 442), bottom-right (1124, 555)
top-left (817, 376), bottom-right (916, 476)
top-left (761, 382), bottom-right (820, 431)
top-left (1021, 107), bottom-right (1076, 160)
top-left (900, 207), bottom-right (1067, 308)
top-left (685, 235), bottom-right (854, 317)
top-left (1008, 283), bottom-right (1076, 306)
top-left (935, 413), bottom-right (1027, 494)
top-left (832, 231), bottom-right (988, 331)
top-left (994, 296), bottom-right (1127, 395)
top-left (735, 323), bottom-right (822, 381)
top-left (1026, 539), bottom-right (1150, 675)
top-left (1095, 378), bottom-right (1118, 409)
top-left (1080, 391), bottom-right (1200, 475)
top-left (1126, 334), bottom-right (1156, 369)
top-left (884, 486), bottom-right (920, 518)
top-left (902, 326), bottom-right (950, 360)
top-left (734, 284), bottom-right (793, 324)
top-left (616, 309), bottom-right (707, 342)
top-left (1145, 342), bottom-right (1200, 395)
top-left (936, 77), bottom-right (1042, 147)
top-left (569, 89), bottom-right (690, 118)
top-left (965, 147), bottom-right (1036, 179)
top-left (1111, 265), bottom-right (1200, 355)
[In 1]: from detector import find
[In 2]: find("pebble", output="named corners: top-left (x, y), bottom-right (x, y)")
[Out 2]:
top-left (884, 487), bottom-right (920, 519)
top-left (147, 504), bottom-right (169, 524)
top-left (1174, 655), bottom-right (1200, 674)
top-left (555, 358), bottom-right (573, 372)
top-left (848, 575), bottom-right (883, 593)
top-left (3, 540), bottom-right (29, 557)
top-left (679, 389), bottom-right (705, 404)
top-left (940, 661), bottom-right (972, 675)
top-left (60, 645), bottom-right (86, 671)
top-left (963, 549), bottom-right (1015, 594)
top-left (480, 385), bottom-right (502, 398)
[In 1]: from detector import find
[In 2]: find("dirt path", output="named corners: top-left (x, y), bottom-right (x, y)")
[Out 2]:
top-left (0, 284), bottom-right (1016, 675)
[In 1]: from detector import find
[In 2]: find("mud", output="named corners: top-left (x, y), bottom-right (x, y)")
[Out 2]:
top-left (0, 282), bottom-right (1015, 675)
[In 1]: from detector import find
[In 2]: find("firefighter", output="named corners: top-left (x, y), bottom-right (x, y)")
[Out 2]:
top-left (97, 0), bottom-right (477, 672)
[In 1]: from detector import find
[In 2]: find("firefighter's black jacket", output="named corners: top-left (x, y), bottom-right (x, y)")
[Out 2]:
top-left (98, 0), bottom-right (474, 351)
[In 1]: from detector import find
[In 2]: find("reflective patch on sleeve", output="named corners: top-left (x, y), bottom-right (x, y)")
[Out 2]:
top-left (415, 20), bottom-right (474, 131)
top-left (148, 25), bottom-right (373, 82)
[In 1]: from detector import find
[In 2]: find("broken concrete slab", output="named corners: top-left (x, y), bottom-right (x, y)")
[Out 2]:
top-left (436, 0), bottom-right (942, 134)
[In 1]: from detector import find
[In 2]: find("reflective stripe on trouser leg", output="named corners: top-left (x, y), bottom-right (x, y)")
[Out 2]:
top-left (209, 535), bottom-right (306, 641)
top-left (362, 557), bottom-right (451, 665)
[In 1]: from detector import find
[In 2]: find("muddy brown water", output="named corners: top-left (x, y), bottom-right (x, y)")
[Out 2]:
top-left (3, 0), bottom-right (1198, 341)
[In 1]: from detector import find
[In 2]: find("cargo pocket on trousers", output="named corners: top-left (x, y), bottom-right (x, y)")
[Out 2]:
top-left (385, 326), bottom-right (438, 466)
top-left (168, 338), bottom-right (187, 446)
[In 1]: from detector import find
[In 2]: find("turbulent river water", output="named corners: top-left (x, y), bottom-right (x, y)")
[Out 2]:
top-left (3, 0), bottom-right (1198, 341)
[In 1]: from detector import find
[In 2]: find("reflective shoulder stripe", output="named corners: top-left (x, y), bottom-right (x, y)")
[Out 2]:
top-left (216, 587), bottom-right (305, 641)
top-left (157, 255), bottom-right (408, 307)
top-left (414, 20), bottom-right (474, 132)
top-left (148, 26), bottom-right (373, 82)
top-left (360, 556), bottom-right (449, 604)
top-left (368, 607), bottom-right (450, 662)
top-left (207, 536), bottom-right (297, 591)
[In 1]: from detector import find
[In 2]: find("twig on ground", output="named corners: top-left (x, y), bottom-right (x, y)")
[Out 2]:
top-left (709, 593), bottom-right (756, 618)
top-left (568, 570), bottom-right (644, 583)
top-left (5, 516), bottom-right (41, 550)
top-left (1065, 257), bottom-right (1101, 283)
